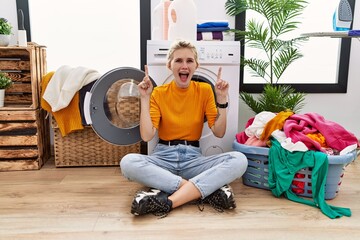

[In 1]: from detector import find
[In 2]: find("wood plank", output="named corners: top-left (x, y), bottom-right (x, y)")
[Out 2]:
top-left (0, 149), bottom-right (39, 159)
top-left (0, 135), bottom-right (38, 146)
top-left (0, 159), bottom-right (39, 171)
top-left (4, 94), bottom-right (32, 105)
top-left (0, 122), bottom-right (37, 132)
top-left (0, 48), bottom-right (30, 59)
top-left (0, 110), bottom-right (37, 121)
top-left (2, 72), bottom-right (31, 83)
top-left (0, 60), bottom-right (30, 71)
top-left (29, 45), bottom-right (39, 109)
top-left (5, 82), bottom-right (32, 94)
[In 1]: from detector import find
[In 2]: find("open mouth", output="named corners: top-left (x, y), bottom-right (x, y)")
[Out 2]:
top-left (179, 73), bottom-right (189, 82)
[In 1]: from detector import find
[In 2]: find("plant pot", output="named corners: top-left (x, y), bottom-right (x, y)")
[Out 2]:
top-left (0, 89), bottom-right (5, 107)
top-left (0, 34), bottom-right (10, 46)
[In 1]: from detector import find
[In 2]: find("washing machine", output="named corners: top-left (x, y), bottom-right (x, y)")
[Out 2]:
top-left (146, 40), bottom-right (241, 156)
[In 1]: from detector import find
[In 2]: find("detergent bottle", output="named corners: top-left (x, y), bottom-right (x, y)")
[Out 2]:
top-left (167, 0), bottom-right (197, 41)
top-left (152, 0), bottom-right (165, 40)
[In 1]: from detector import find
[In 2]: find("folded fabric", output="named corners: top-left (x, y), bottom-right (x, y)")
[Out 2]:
top-left (197, 31), bottom-right (235, 41)
top-left (197, 21), bottom-right (229, 28)
top-left (197, 27), bottom-right (230, 32)
top-left (43, 65), bottom-right (101, 112)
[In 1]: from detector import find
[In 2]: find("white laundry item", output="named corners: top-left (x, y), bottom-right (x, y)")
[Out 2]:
top-left (340, 143), bottom-right (358, 155)
top-left (245, 111), bottom-right (276, 138)
top-left (43, 65), bottom-right (101, 112)
top-left (271, 129), bottom-right (308, 152)
top-left (201, 32), bottom-right (213, 41)
top-left (223, 31), bottom-right (235, 41)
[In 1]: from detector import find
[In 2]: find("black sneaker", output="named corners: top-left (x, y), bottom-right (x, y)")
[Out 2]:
top-left (201, 184), bottom-right (236, 212)
top-left (131, 188), bottom-right (172, 218)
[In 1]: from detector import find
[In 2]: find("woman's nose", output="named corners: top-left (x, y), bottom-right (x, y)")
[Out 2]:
top-left (181, 62), bottom-right (188, 68)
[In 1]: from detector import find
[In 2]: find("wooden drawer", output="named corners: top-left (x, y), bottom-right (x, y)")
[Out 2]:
top-left (0, 108), bottom-right (51, 171)
top-left (0, 43), bottom-right (46, 109)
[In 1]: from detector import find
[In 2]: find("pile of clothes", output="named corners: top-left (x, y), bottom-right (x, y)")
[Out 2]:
top-left (236, 111), bottom-right (359, 219)
top-left (236, 111), bottom-right (358, 155)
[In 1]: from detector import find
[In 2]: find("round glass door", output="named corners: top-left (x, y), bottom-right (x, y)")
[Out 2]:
top-left (88, 67), bottom-right (155, 145)
top-left (105, 79), bottom-right (140, 129)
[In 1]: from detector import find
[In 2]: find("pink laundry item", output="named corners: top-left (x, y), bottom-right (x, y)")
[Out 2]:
top-left (235, 117), bottom-right (254, 144)
top-left (244, 135), bottom-right (267, 147)
top-left (283, 112), bottom-right (359, 152)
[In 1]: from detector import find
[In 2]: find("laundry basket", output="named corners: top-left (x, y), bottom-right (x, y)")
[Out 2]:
top-left (233, 140), bottom-right (357, 199)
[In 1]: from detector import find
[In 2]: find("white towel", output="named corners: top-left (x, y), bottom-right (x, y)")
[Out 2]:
top-left (43, 65), bottom-right (101, 112)
top-left (245, 111), bottom-right (276, 138)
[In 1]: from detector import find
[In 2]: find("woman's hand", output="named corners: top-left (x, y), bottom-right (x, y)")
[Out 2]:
top-left (214, 67), bottom-right (228, 103)
top-left (138, 65), bottom-right (153, 97)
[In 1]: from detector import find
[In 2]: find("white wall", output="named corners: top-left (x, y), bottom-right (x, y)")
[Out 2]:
top-left (29, 0), bottom-right (141, 74)
top-left (1, 0), bottom-right (359, 138)
top-left (0, 0), bottom-right (18, 45)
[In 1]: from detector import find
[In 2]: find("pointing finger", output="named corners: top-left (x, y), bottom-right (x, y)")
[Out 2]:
top-left (217, 67), bottom-right (222, 81)
top-left (144, 65), bottom-right (149, 77)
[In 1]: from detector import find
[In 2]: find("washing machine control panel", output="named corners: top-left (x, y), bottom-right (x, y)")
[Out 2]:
top-left (196, 44), bottom-right (240, 64)
top-left (147, 40), bottom-right (240, 65)
top-left (198, 47), bottom-right (223, 60)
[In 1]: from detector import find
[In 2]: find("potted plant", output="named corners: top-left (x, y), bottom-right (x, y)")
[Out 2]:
top-left (225, 0), bottom-right (308, 114)
top-left (0, 72), bottom-right (13, 107)
top-left (0, 17), bottom-right (12, 46)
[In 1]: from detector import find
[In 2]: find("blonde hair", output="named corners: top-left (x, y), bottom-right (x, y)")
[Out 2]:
top-left (167, 40), bottom-right (199, 69)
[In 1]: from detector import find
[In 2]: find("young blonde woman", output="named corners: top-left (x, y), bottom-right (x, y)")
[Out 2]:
top-left (120, 40), bottom-right (248, 217)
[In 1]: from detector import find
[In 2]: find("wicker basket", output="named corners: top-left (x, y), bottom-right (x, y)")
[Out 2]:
top-left (52, 119), bottom-right (140, 167)
top-left (233, 140), bottom-right (357, 200)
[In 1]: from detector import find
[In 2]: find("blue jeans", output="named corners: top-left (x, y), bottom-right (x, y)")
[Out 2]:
top-left (120, 143), bottom-right (248, 199)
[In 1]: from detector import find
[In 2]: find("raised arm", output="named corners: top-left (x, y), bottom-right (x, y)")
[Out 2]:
top-left (138, 65), bottom-right (156, 142)
top-left (211, 67), bottom-right (228, 138)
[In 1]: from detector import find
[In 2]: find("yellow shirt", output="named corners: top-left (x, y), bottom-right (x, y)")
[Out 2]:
top-left (150, 80), bottom-right (217, 141)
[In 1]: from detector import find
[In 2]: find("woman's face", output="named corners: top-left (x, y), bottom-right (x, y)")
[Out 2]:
top-left (168, 48), bottom-right (198, 88)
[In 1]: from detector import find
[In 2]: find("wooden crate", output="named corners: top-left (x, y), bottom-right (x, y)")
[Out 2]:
top-left (0, 43), bottom-right (50, 171)
top-left (52, 119), bottom-right (141, 167)
top-left (0, 43), bottom-right (46, 109)
top-left (0, 108), bottom-right (51, 171)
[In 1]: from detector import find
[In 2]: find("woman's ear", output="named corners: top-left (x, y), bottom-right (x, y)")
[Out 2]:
top-left (167, 62), bottom-right (171, 70)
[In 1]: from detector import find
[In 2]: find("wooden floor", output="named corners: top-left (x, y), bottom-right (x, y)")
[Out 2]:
top-left (1, 156), bottom-right (360, 240)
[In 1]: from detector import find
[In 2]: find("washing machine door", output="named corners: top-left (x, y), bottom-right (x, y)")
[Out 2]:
top-left (83, 67), bottom-right (155, 145)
